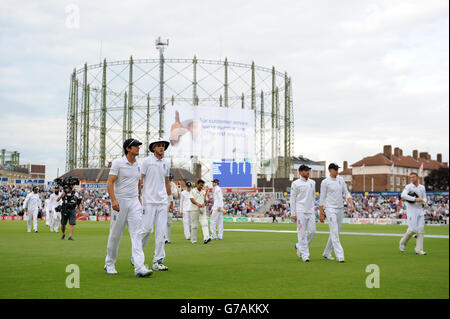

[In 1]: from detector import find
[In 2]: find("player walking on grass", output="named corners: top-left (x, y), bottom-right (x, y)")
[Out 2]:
top-left (399, 172), bottom-right (428, 255)
top-left (180, 182), bottom-right (193, 240)
top-left (190, 179), bottom-right (211, 244)
top-left (319, 163), bottom-right (354, 262)
top-left (45, 196), bottom-right (52, 228)
top-left (140, 137), bottom-right (173, 271)
top-left (165, 173), bottom-right (179, 244)
top-left (23, 186), bottom-right (41, 233)
top-left (291, 165), bottom-right (316, 262)
top-left (209, 178), bottom-right (224, 240)
top-left (104, 138), bottom-right (152, 277)
top-left (49, 186), bottom-right (62, 233)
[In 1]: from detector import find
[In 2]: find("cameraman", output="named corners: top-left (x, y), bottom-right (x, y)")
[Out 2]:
top-left (57, 184), bottom-right (81, 240)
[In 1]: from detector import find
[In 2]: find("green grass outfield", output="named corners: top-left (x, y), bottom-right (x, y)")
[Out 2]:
top-left (0, 220), bottom-right (448, 299)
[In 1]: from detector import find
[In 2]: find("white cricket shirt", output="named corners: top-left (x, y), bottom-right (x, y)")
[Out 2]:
top-left (180, 189), bottom-right (192, 212)
top-left (290, 176), bottom-right (316, 214)
top-left (212, 185), bottom-right (224, 209)
top-left (49, 193), bottom-right (62, 211)
top-left (23, 192), bottom-right (41, 211)
top-left (401, 183), bottom-right (427, 215)
top-left (170, 181), bottom-right (179, 199)
top-left (109, 156), bottom-right (141, 199)
top-left (319, 176), bottom-right (351, 209)
top-left (190, 187), bottom-right (206, 210)
top-left (141, 153), bottom-right (171, 204)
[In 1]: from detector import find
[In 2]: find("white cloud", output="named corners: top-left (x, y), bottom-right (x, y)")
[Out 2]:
top-left (0, 0), bottom-right (448, 180)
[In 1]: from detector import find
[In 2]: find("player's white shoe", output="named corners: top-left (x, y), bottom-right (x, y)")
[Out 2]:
top-left (152, 261), bottom-right (168, 271)
top-left (399, 244), bottom-right (406, 252)
top-left (322, 255), bottom-right (335, 260)
top-left (302, 257), bottom-right (310, 262)
top-left (104, 265), bottom-right (118, 275)
top-left (414, 250), bottom-right (427, 255)
top-left (135, 266), bottom-right (152, 278)
top-left (337, 258), bottom-right (345, 263)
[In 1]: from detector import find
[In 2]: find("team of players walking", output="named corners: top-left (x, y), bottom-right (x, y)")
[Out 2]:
top-left (102, 137), bottom-right (428, 278)
top-left (291, 163), bottom-right (428, 263)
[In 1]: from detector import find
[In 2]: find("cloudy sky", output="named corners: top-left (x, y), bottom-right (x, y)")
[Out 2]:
top-left (0, 0), bottom-right (448, 181)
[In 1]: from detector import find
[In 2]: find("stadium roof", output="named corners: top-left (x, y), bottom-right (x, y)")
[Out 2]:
top-left (291, 155), bottom-right (324, 166)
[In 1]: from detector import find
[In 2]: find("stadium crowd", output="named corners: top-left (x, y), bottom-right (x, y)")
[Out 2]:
top-left (267, 193), bottom-right (449, 222)
top-left (1, 184), bottom-right (448, 223)
top-left (205, 192), bottom-right (272, 217)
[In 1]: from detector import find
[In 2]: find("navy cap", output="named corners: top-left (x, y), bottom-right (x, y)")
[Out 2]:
top-left (185, 182), bottom-right (192, 187)
top-left (328, 163), bottom-right (340, 170)
top-left (123, 138), bottom-right (142, 151)
top-left (298, 164), bottom-right (311, 171)
top-left (212, 179), bottom-right (220, 184)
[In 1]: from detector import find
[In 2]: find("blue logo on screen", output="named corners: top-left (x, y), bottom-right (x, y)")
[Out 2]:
top-left (213, 160), bottom-right (252, 187)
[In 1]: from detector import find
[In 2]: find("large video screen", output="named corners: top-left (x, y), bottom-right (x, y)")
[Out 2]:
top-left (213, 160), bottom-right (252, 188)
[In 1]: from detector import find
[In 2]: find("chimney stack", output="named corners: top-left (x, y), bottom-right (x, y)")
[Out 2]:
top-left (413, 150), bottom-right (419, 160)
top-left (419, 152), bottom-right (428, 160)
top-left (343, 161), bottom-right (348, 170)
top-left (394, 147), bottom-right (402, 157)
top-left (437, 154), bottom-right (442, 163)
top-left (383, 145), bottom-right (392, 160)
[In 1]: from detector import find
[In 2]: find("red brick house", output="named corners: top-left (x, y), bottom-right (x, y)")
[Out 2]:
top-left (342, 145), bottom-right (447, 192)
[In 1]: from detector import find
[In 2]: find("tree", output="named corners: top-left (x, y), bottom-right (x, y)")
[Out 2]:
top-left (424, 167), bottom-right (449, 191)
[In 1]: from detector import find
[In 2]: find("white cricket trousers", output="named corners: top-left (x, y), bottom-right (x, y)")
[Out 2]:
top-left (51, 211), bottom-right (61, 232)
top-left (323, 208), bottom-right (345, 260)
top-left (210, 207), bottom-right (224, 239)
top-left (407, 209), bottom-right (425, 232)
top-left (105, 197), bottom-right (146, 273)
top-left (182, 210), bottom-right (191, 239)
top-left (27, 209), bottom-right (39, 232)
top-left (141, 203), bottom-right (168, 263)
top-left (400, 207), bottom-right (426, 252)
top-left (190, 207), bottom-right (209, 243)
top-left (296, 213), bottom-right (316, 259)
top-left (45, 208), bottom-right (52, 226)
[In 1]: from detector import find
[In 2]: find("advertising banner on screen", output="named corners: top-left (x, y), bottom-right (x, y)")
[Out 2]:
top-left (164, 105), bottom-right (255, 159)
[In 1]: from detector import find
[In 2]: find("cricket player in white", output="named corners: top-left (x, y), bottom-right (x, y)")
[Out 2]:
top-left (190, 179), bottom-right (211, 244)
top-left (165, 174), bottom-right (179, 244)
top-left (180, 182), bottom-right (193, 240)
top-left (399, 172), bottom-right (428, 255)
top-left (319, 163), bottom-right (354, 262)
top-left (49, 186), bottom-right (62, 233)
top-left (140, 137), bottom-right (173, 271)
top-left (209, 179), bottom-right (224, 240)
top-left (291, 165), bottom-right (316, 262)
top-left (45, 197), bottom-right (52, 228)
top-left (104, 138), bottom-right (152, 277)
top-left (23, 186), bottom-right (42, 233)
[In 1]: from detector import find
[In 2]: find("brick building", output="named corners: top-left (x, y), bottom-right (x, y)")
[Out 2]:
top-left (345, 145), bottom-right (448, 192)
top-left (0, 165), bottom-right (31, 183)
top-left (18, 164), bottom-right (46, 180)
